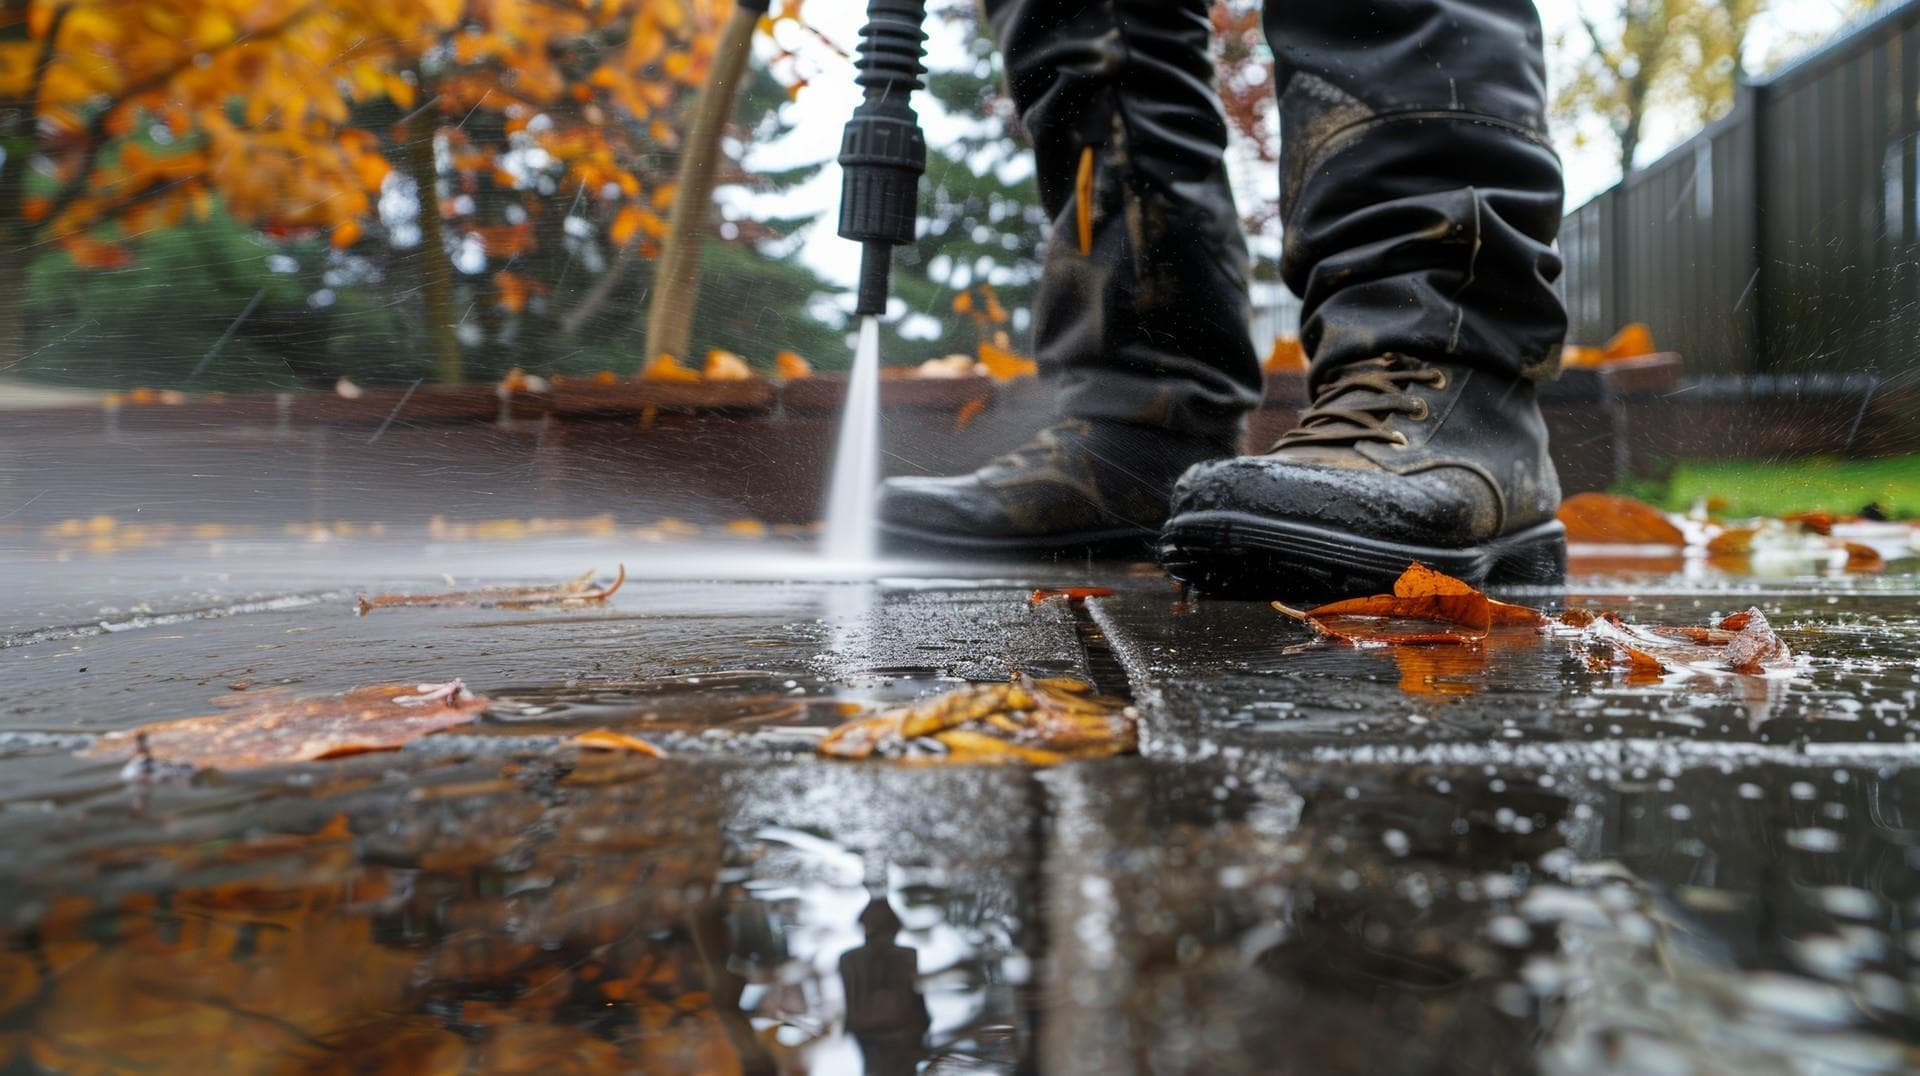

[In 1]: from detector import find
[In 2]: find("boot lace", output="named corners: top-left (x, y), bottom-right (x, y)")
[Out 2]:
top-left (1272, 356), bottom-right (1445, 450)
top-left (989, 421), bottom-right (1088, 471)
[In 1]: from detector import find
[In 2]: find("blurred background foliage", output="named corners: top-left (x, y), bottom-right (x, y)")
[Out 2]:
top-left (0, 0), bottom-right (1049, 389)
top-left (0, 0), bottom-right (1888, 391)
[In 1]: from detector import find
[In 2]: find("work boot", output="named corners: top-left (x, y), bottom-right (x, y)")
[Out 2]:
top-left (878, 419), bottom-right (1235, 558)
top-left (1158, 354), bottom-right (1566, 595)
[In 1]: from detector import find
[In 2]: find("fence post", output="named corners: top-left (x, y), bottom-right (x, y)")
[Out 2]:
top-left (1736, 80), bottom-right (1769, 375)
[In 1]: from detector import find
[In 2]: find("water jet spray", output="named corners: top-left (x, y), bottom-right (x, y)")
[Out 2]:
top-left (822, 0), bottom-right (929, 564)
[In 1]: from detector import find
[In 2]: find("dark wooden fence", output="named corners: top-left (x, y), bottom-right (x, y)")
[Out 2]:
top-left (1560, 0), bottom-right (1920, 380)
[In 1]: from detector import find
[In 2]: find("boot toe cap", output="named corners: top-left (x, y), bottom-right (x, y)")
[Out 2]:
top-left (878, 475), bottom-right (1012, 537)
top-left (1170, 457), bottom-right (1499, 546)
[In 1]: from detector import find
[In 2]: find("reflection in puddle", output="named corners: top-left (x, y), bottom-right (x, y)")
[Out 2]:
top-left (718, 827), bottom-right (1030, 1075)
top-left (0, 761), bottom-right (1038, 1074)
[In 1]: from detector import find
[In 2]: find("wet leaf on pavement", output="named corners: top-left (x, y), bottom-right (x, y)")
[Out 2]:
top-left (570, 728), bottom-right (666, 757)
top-left (1843, 542), bottom-right (1885, 572)
top-left (1579, 608), bottom-right (1793, 677)
top-left (819, 674), bottom-right (1135, 765)
top-left (1557, 492), bottom-right (1687, 546)
top-left (80, 680), bottom-right (491, 770)
top-left (1274, 563), bottom-right (1546, 646)
top-left (1028, 586), bottom-right (1115, 605)
top-left (357, 565), bottom-right (625, 614)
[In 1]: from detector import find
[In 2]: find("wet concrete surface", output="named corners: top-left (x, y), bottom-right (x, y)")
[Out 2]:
top-left (0, 537), bottom-right (1917, 1073)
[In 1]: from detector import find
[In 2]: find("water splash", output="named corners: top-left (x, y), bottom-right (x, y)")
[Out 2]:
top-left (823, 316), bottom-right (882, 563)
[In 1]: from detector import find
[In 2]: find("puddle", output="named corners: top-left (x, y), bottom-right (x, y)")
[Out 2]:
top-left (1, 562), bottom-right (1917, 1071)
top-left (0, 760), bottom-right (1043, 1074)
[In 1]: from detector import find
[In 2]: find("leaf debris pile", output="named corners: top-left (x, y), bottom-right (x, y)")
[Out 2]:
top-left (819, 675), bottom-right (1136, 766)
top-left (1274, 564), bottom-right (1794, 685)
top-left (1569, 607), bottom-right (1794, 678)
top-left (357, 565), bottom-right (625, 615)
top-left (1557, 492), bottom-right (1907, 573)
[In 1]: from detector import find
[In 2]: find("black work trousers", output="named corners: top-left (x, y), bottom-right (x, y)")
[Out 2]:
top-left (982, 0), bottom-right (1568, 437)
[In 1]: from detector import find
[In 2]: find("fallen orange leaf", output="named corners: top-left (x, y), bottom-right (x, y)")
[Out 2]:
top-left (1843, 542), bottom-right (1885, 573)
top-left (357, 566), bottom-right (625, 614)
top-left (1602, 322), bottom-right (1656, 361)
top-left (1782, 511), bottom-right (1836, 536)
top-left (640, 353), bottom-right (701, 382)
top-left (1706, 527), bottom-right (1756, 556)
top-left (1275, 563), bottom-right (1545, 646)
top-left (1557, 492), bottom-right (1687, 546)
top-left (571, 729), bottom-right (665, 757)
top-left (1263, 336), bottom-right (1308, 373)
top-left (1560, 344), bottom-right (1606, 368)
top-left (977, 339), bottom-right (1037, 381)
top-left (81, 681), bottom-right (490, 770)
top-left (954, 396), bottom-right (988, 431)
top-left (703, 349), bottom-right (753, 380)
top-left (774, 350), bottom-right (812, 380)
top-left (1029, 586), bottom-right (1115, 606)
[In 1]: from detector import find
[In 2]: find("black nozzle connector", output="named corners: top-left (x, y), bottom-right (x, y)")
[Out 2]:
top-left (838, 0), bottom-right (928, 316)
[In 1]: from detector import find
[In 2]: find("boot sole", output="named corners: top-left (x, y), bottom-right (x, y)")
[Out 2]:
top-left (880, 520), bottom-right (1157, 561)
top-left (1158, 511), bottom-right (1566, 597)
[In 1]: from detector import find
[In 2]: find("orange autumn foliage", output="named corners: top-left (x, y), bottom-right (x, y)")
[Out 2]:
top-left (702, 348), bottom-right (753, 380)
top-left (774, 350), bottom-right (812, 380)
top-left (1263, 336), bottom-right (1308, 373)
top-left (1563, 322), bottom-right (1659, 368)
top-left (1, 0), bottom-right (732, 274)
top-left (640, 353), bottom-right (702, 382)
top-left (1603, 322), bottom-right (1657, 361)
top-left (977, 339), bottom-right (1037, 381)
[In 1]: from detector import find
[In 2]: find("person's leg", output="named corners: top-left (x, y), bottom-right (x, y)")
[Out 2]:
top-left (1161, 0), bottom-right (1569, 593)
top-left (876, 0), bottom-right (1261, 556)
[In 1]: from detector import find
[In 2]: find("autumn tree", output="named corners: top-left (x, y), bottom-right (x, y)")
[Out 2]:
top-left (365, 1), bottom-right (734, 382)
top-left (1554, 0), bottom-right (1692, 178)
top-left (1668, 0), bottom-right (1763, 124)
top-left (0, 0), bottom-right (743, 384)
top-left (0, 1), bottom-right (416, 373)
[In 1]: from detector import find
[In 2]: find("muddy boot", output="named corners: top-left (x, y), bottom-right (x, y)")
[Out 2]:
top-left (1159, 0), bottom-right (1570, 596)
top-left (1160, 355), bottom-right (1565, 594)
top-left (879, 419), bottom-right (1235, 557)
top-left (878, 0), bottom-right (1262, 558)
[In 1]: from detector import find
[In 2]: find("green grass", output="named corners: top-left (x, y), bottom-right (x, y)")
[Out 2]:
top-left (1614, 456), bottom-right (1920, 519)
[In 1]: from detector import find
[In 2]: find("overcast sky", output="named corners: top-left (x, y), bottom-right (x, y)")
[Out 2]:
top-left (740, 1), bottom-right (1880, 297)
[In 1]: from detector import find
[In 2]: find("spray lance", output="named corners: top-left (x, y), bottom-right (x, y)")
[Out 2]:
top-left (819, 0), bottom-right (929, 562)
top-left (838, 0), bottom-right (929, 317)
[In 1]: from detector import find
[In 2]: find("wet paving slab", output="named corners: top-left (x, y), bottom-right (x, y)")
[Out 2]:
top-left (1092, 586), bottom-right (1920, 758)
top-left (0, 543), bottom-right (1917, 1073)
top-left (1039, 757), bottom-right (1920, 1074)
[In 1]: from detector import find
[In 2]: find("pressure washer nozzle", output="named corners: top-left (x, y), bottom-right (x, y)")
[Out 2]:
top-left (838, 0), bottom-right (928, 317)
